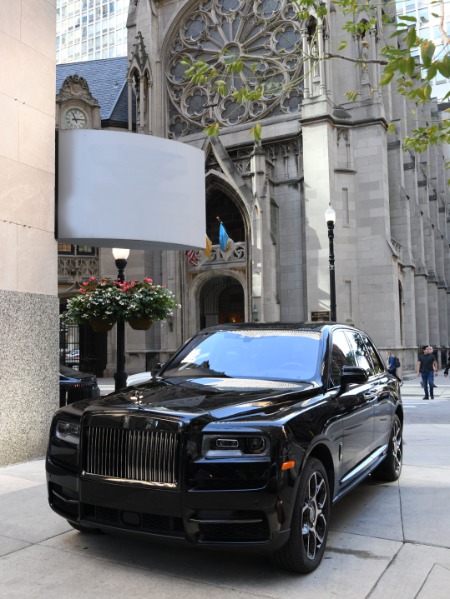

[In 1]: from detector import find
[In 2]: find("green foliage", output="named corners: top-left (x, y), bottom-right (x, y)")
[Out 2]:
top-left (403, 118), bottom-right (450, 153)
top-left (250, 122), bottom-right (263, 142)
top-left (204, 123), bottom-right (220, 137)
top-left (345, 90), bottom-right (360, 102)
top-left (121, 278), bottom-right (180, 321)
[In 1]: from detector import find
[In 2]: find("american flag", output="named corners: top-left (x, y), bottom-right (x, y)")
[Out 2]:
top-left (185, 249), bottom-right (197, 266)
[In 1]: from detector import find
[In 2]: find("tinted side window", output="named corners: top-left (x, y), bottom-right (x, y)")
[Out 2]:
top-left (361, 334), bottom-right (385, 375)
top-left (330, 330), bottom-right (355, 387)
top-left (345, 331), bottom-right (373, 376)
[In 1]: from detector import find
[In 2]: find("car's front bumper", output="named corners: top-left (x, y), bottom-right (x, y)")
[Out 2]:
top-left (46, 457), bottom-right (293, 551)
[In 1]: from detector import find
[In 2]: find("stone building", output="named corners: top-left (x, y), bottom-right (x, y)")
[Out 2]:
top-left (118, 0), bottom-right (450, 371)
top-left (56, 0), bottom-right (450, 379)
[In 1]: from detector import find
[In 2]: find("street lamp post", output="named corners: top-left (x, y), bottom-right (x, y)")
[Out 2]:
top-left (112, 247), bottom-right (130, 391)
top-left (325, 204), bottom-right (337, 322)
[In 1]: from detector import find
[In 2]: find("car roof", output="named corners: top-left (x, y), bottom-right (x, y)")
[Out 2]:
top-left (60, 365), bottom-right (94, 380)
top-left (197, 322), bottom-right (356, 334)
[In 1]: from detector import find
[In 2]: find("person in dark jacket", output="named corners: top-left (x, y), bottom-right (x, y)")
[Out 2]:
top-left (444, 349), bottom-right (450, 376)
top-left (417, 345), bottom-right (438, 399)
top-left (386, 351), bottom-right (402, 384)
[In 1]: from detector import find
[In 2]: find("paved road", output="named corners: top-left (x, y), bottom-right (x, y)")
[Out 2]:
top-left (1, 386), bottom-right (449, 598)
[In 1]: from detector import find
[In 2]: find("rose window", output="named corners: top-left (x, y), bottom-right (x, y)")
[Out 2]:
top-left (167, 0), bottom-right (304, 138)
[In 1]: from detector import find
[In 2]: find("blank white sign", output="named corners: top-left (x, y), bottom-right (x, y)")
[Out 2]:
top-left (57, 129), bottom-right (205, 250)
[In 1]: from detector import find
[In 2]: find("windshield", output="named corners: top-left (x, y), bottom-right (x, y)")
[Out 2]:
top-left (162, 329), bottom-right (322, 382)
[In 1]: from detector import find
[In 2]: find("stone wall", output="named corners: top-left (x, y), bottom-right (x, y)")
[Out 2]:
top-left (0, 1), bottom-right (58, 465)
top-left (0, 291), bottom-right (59, 466)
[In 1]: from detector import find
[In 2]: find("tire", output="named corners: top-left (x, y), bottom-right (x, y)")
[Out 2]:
top-left (67, 520), bottom-right (104, 534)
top-left (372, 414), bottom-right (403, 482)
top-left (272, 457), bottom-right (330, 574)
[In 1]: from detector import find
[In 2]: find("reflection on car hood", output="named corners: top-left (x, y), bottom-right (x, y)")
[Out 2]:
top-left (80, 378), bottom-right (318, 421)
top-left (182, 377), bottom-right (305, 390)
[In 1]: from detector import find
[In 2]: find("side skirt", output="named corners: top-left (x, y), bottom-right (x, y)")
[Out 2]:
top-left (332, 445), bottom-right (388, 504)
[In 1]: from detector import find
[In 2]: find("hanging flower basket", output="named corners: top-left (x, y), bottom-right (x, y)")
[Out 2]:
top-left (61, 276), bottom-right (180, 330)
top-left (122, 278), bottom-right (180, 325)
top-left (128, 317), bottom-right (153, 330)
top-left (61, 278), bottom-right (124, 328)
top-left (90, 319), bottom-right (115, 333)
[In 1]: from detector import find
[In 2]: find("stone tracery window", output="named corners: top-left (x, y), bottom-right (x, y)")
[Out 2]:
top-left (167, 0), bottom-right (304, 138)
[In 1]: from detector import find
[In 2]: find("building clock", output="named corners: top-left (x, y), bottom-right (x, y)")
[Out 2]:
top-left (64, 107), bottom-right (88, 129)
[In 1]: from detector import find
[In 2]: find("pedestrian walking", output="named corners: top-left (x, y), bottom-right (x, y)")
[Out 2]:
top-left (386, 351), bottom-right (402, 384)
top-left (444, 349), bottom-right (450, 377)
top-left (417, 345), bottom-right (438, 399)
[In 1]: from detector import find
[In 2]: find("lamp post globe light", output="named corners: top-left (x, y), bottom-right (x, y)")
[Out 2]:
top-left (112, 248), bottom-right (130, 391)
top-left (112, 247), bottom-right (130, 283)
top-left (325, 205), bottom-right (337, 322)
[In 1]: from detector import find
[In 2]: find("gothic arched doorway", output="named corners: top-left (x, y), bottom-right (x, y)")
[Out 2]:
top-left (200, 276), bottom-right (245, 328)
top-left (206, 184), bottom-right (246, 245)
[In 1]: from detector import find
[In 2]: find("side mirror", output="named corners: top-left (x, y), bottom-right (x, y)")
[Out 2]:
top-left (340, 365), bottom-right (368, 387)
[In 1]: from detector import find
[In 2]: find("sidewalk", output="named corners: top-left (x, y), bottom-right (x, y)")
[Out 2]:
top-left (401, 371), bottom-right (450, 398)
top-left (1, 401), bottom-right (450, 598)
top-left (98, 376), bottom-right (115, 395)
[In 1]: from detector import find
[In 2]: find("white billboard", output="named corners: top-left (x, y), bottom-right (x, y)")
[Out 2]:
top-left (57, 129), bottom-right (205, 250)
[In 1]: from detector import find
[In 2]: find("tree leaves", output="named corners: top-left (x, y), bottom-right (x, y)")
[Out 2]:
top-left (181, 0), bottom-right (450, 151)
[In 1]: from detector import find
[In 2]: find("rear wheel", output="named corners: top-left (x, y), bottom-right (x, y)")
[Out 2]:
top-left (272, 457), bottom-right (330, 574)
top-left (372, 414), bottom-right (402, 481)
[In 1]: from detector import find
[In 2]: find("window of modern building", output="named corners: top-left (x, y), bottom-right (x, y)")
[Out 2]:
top-left (56, 0), bottom-right (129, 63)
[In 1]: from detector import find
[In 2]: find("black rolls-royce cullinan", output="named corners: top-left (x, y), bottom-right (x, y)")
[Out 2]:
top-left (46, 323), bottom-right (403, 573)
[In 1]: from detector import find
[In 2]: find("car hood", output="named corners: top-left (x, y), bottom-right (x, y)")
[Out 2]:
top-left (80, 378), bottom-right (319, 421)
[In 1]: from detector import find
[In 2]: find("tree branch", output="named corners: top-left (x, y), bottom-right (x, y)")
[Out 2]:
top-left (324, 52), bottom-right (388, 66)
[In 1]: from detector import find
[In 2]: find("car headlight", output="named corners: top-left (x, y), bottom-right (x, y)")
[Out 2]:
top-left (55, 420), bottom-right (81, 445)
top-left (202, 434), bottom-right (270, 458)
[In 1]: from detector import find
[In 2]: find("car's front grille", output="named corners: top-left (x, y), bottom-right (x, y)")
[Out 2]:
top-left (83, 426), bottom-right (180, 485)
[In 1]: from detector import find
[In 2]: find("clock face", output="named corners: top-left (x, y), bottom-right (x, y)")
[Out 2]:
top-left (64, 107), bottom-right (88, 129)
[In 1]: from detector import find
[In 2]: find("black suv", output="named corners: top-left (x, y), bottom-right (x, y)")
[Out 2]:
top-left (47, 323), bottom-right (402, 573)
top-left (59, 365), bottom-right (100, 408)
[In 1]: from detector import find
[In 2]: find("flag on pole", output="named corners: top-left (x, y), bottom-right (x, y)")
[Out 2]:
top-left (185, 249), bottom-right (197, 266)
top-left (219, 222), bottom-right (230, 252)
top-left (203, 234), bottom-right (212, 258)
top-left (197, 235), bottom-right (213, 266)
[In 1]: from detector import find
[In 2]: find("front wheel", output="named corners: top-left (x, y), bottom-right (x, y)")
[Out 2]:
top-left (372, 414), bottom-right (403, 481)
top-left (272, 457), bottom-right (330, 574)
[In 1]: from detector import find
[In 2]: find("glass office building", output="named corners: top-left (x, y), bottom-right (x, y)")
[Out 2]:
top-left (56, 0), bottom-right (130, 64)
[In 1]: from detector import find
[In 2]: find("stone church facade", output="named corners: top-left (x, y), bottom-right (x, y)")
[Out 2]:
top-left (119, 0), bottom-right (450, 372)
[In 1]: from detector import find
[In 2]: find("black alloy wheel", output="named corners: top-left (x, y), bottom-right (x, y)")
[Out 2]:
top-left (373, 414), bottom-right (403, 482)
top-left (273, 457), bottom-right (330, 574)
